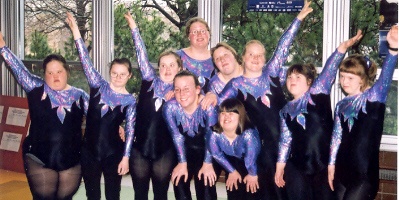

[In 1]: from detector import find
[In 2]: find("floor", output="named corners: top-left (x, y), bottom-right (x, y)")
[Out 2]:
top-left (0, 169), bottom-right (227, 200)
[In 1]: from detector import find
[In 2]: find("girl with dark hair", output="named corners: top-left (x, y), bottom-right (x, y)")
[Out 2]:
top-left (208, 98), bottom-right (261, 200)
top-left (328, 25), bottom-right (398, 200)
top-left (163, 70), bottom-right (220, 200)
top-left (218, 2), bottom-right (313, 199)
top-left (66, 13), bottom-right (136, 200)
top-left (124, 12), bottom-right (183, 200)
top-left (0, 32), bottom-right (89, 200)
top-left (274, 31), bottom-right (363, 200)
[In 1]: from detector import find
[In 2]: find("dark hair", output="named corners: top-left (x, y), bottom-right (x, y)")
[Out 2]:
top-left (42, 54), bottom-right (70, 73)
top-left (158, 50), bottom-right (183, 70)
top-left (109, 58), bottom-right (133, 75)
top-left (185, 17), bottom-right (210, 38)
top-left (213, 98), bottom-right (254, 135)
top-left (286, 63), bottom-right (317, 86)
top-left (339, 54), bottom-right (377, 91)
top-left (173, 70), bottom-right (200, 87)
top-left (211, 42), bottom-right (242, 67)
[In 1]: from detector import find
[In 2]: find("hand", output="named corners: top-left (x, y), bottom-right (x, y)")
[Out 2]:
top-left (337, 30), bottom-right (363, 53)
top-left (200, 92), bottom-right (218, 110)
top-left (164, 90), bottom-right (175, 101)
top-left (0, 32), bottom-right (5, 48)
top-left (243, 175), bottom-right (259, 193)
top-left (387, 25), bottom-right (398, 55)
top-left (171, 162), bottom-right (188, 186)
top-left (226, 170), bottom-right (242, 191)
top-left (274, 162), bottom-right (286, 188)
top-left (65, 12), bottom-right (82, 40)
top-left (328, 165), bottom-right (335, 191)
top-left (117, 156), bottom-right (129, 175)
top-left (297, 0), bottom-right (313, 21)
top-left (119, 126), bottom-right (125, 142)
top-left (198, 162), bottom-right (217, 186)
top-left (124, 12), bottom-right (137, 29)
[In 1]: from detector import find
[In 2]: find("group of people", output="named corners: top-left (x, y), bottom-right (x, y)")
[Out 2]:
top-left (0, 0), bottom-right (397, 199)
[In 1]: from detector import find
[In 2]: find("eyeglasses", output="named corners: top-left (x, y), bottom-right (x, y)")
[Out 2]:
top-left (190, 29), bottom-right (208, 35)
top-left (174, 87), bottom-right (191, 94)
top-left (110, 72), bottom-right (129, 79)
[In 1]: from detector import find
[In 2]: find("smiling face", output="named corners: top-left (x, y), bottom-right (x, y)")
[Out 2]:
top-left (109, 63), bottom-right (132, 89)
top-left (44, 60), bottom-right (69, 91)
top-left (219, 111), bottom-right (239, 135)
top-left (159, 54), bottom-right (181, 83)
top-left (174, 75), bottom-right (201, 113)
top-left (242, 42), bottom-right (266, 75)
top-left (188, 21), bottom-right (210, 48)
top-left (286, 72), bottom-right (311, 100)
top-left (339, 72), bottom-right (363, 96)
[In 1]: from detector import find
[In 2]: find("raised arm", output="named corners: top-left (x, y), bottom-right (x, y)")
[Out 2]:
top-left (124, 12), bottom-right (156, 81)
top-left (66, 13), bottom-right (104, 88)
top-left (368, 25), bottom-right (398, 102)
top-left (265, 0), bottom-right (313, 78)
top-left (0, 32), bottom-right (43, 92)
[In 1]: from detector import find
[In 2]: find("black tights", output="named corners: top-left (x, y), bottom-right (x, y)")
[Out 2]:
top-left (334, 178), bottom-right (377, 200)
top-left (129, 148), bottom-right (176, 200)
top-left (81, 148), bottom-right (122, 200)
top-left (24, 154), bottom-right (81, 200)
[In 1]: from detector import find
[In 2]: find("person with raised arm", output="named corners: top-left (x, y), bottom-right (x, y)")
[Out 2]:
top-left (274, 31), bottom-right (363, 200)
top-left (0, 32), bottom-right (89, 200)
top-left (328, 25), bottom-right (398, 200)
top-left (66, 13), bottom-right (136, 200)
top-left (218, 1), bottom-right (313, 199)
top-left (124, 12), bottom-right (183, 200)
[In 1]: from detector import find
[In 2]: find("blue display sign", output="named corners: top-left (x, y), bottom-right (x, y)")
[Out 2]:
top-left (247, 0), bottom-right (304, 12)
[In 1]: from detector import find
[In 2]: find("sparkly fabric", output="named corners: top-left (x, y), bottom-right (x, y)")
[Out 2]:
top-left (219, 18), bottom-right (301, 106)
top-left (278, 50), bottom-right (344, 163)
top-left (131, 28), bottom-right (175, 159)
top-left (329, 53), bottom-right (398, 165)
top-left (207, 129), bottom-right (261, 176)
top-left (163, 99), bottom-right (217, 163)
top-left (75, 39), bottom-right (136, 158)
top-left (1, 46), bottom-right (89, 171)
top-left (132, 28), bottom-right (173, 111)
top-left (176, 49), bottom-right (215, 92)
top-left (208, 74), bottom-right (227, 95)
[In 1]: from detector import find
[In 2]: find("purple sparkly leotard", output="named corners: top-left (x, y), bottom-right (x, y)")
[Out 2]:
top-left (208, 128), bottom-right (261, 176)
top-left (176, 49), bottom-right (215, 93)
top-left (1, 46), bottom-right (89, 171)
top-left (208, 74), bottom-right (226, 95)
top-left (329, 53), bottom-right (397, 200)
top-left (75, 38), bottom-right (136, 160)
top-left (218, 18), bottom-right (301, 200)
top-left (278, 50), bottom-right (345, 173)
top-left (131, 28), bottom-right (174, 159)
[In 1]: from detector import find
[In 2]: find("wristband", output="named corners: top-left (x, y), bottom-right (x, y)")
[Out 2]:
top-left (388, 46), bottom-right (398, 51)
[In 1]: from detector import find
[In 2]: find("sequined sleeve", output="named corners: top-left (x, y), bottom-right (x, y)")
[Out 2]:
top-left (277, 114), bottom-right (292, 163)
top-left (132, 28), bottom-right (156, 81)
top-left (123, 99), bottom-right (137, 157)
top-left (204, 105), bottom-right (218, 163)
top-left (0, 46), bottom-right (43, 92)
top-left (163, 100), bottom-right (187, 163)
top-left (75, 38), bottom-right (105, 88)
top-left (367, 53), bottom-right (398, 103)
top-left (265, 18), bottom-right (301, 81)
top-left (208, 75), bottom-right (225, 95)
top-left (329, 108), bottom-right (343, 165)
top-left (310, 50), bottom-right (345, 95)
top-left (218, 78), bottom-right (239, 105)
top-left (208, 132), bottom-right (236, 173)
top-left (243, 129), bottom-right (261, 176)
